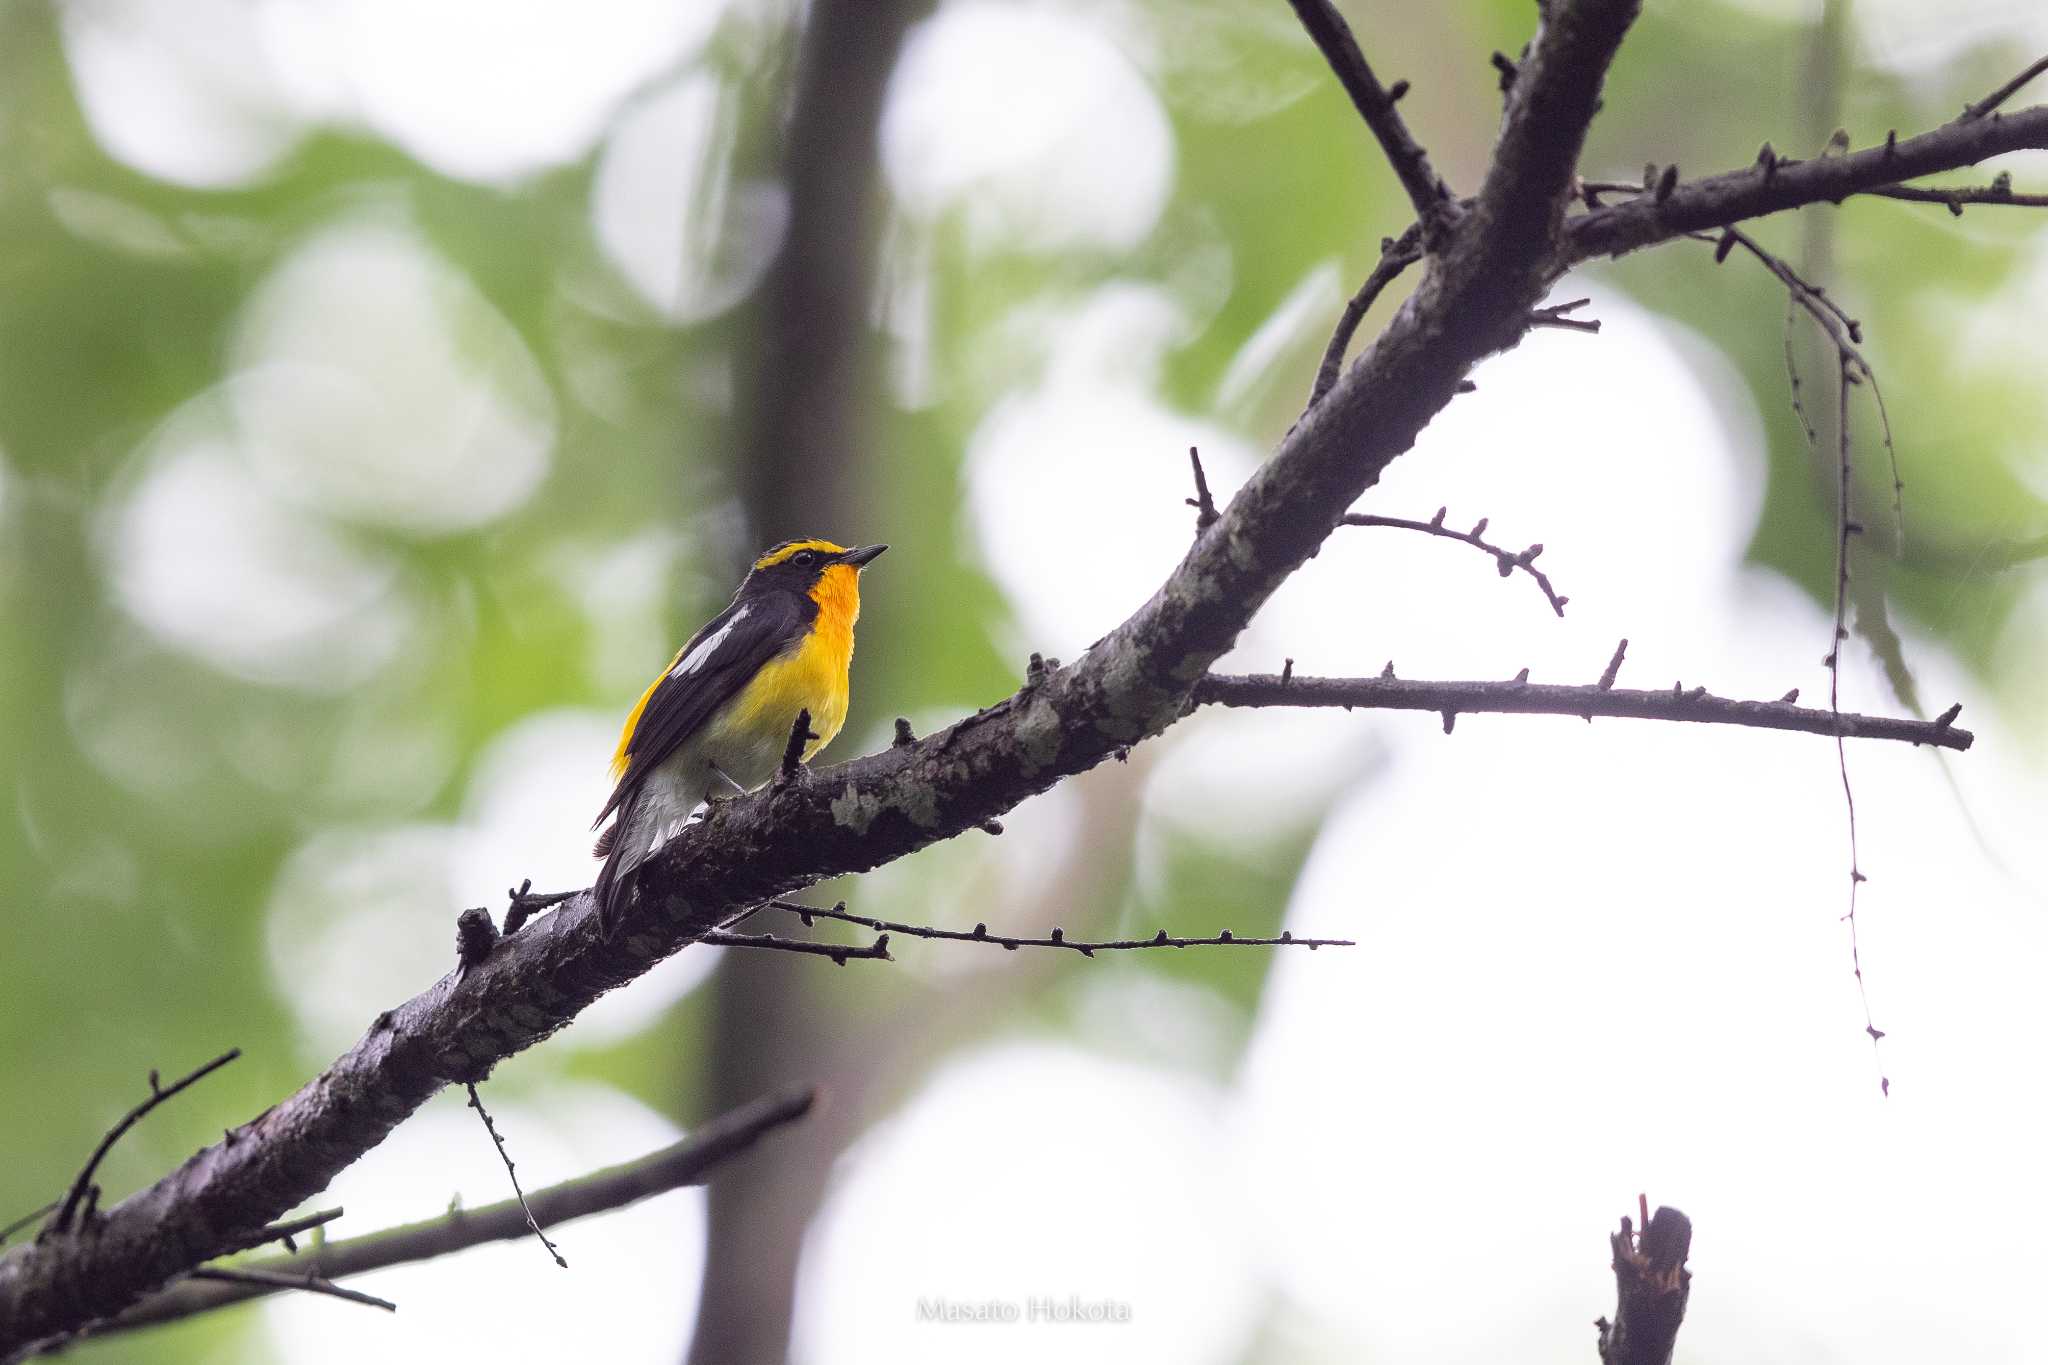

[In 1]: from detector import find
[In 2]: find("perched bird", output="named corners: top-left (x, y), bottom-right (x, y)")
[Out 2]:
top-left (592, 538), bottom-right (886, 929)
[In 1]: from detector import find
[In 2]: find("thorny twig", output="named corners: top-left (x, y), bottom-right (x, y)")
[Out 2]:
top-left (1706, 220), bottom-right (1899, 1087)
top-left (1832, 352), bottom-right (1888, 1093)
top-left (1195, 669), bottom-right (1972, 750)
top-left (464, 1084), bottom-right (565, 1269)
top-left (47, 1050), bottom-right (242, 1236)
top-left (763, 901), bottom-right (1354, 956)
top-left (1342, 508), bottom-right (1569, 616)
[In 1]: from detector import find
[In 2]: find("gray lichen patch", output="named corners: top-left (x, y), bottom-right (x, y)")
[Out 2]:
top-left (831, 782), bottom-right (885, 835)
top-left (891, 778), bottom-right (938, 828)
top-left (1012, 693), bottom-right (1067, 776)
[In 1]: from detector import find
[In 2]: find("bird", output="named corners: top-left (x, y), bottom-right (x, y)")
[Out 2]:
top-left (591, 538), bottom-right (886, 930)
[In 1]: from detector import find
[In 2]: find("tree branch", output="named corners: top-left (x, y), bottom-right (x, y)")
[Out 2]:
top-left (761, 900), bottom-right (1353, 956)
top-left (1309, 224), bottom-right (1424, 409)
top-left (48, 1050), bottom-right (240, 1236)
top-left (1341, 508), bottom-right (1568, 616)
top-left (700, 929), bottom-right (893, 965)
top-left (1284, 0), bottom-right (1450, 223)
top-left (1596, 1201), bottom-right (1693, 1365)
top-left (1861, 179), bottom-right (2048, 210)
top-left (1566, 104), bottom-right (2048, 261)
top-left (1962, 54), bottom-right (2048, 121)
top-left (184, 1267), bottom-right (395, 1316)
top-left (463, 1083), bottom-right (565, 1269)
top-left (90, 1089), bottom-right (816, 1340)
top-left (1194, 671), bottom-right (1972, 749)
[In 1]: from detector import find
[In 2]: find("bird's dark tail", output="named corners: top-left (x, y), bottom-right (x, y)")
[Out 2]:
top-left (591, 794), bottom-right (638, 935)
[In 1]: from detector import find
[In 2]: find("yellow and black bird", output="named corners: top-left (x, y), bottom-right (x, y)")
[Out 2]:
top-left (592, 538), bottom-right (886, 928)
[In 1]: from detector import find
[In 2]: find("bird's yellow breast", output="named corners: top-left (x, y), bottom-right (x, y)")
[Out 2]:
top-left (714, 562), bottom-right (861, 759)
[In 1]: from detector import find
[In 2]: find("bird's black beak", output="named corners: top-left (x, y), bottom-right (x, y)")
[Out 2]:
top-left (839, 544), bottom-right (888, 567)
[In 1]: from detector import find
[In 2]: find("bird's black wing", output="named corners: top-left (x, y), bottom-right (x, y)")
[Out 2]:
top-left (593, 590), bottom-right (812, 830)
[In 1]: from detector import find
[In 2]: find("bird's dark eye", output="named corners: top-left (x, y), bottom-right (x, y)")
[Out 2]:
top-left (792, 550), bottom-right (818, 568)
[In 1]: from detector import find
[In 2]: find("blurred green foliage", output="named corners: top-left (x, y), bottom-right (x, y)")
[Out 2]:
top-left (0, 1), bottom-right (2041, 1359)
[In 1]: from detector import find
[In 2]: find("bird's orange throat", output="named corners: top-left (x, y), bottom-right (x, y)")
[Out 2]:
top-left (809, 562), bottom-right (862, 663)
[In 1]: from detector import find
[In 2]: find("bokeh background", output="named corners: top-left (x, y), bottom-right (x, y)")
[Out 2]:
top-left (3, 0), bottom-right (2046, 1361)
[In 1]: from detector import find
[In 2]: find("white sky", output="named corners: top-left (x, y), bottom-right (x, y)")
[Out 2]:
top-left (51, 1), bottom-right (2048, 1362)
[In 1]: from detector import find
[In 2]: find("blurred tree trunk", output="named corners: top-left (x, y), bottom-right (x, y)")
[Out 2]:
top-left (686, 1), bottom-right (929, 1362)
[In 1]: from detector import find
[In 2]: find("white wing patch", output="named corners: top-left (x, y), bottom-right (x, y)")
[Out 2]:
top-left (670, 606), bottom-right (746, 679)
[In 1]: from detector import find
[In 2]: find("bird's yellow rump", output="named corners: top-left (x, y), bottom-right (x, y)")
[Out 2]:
top-left (592, 538), bottom-right (886, 929)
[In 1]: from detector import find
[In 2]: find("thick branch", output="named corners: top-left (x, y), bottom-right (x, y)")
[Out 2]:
top-left (1194, 672), bottom-right (1973, 749)
top-left (1597, 1203), bottom-right (1693, 1365)
top-left (1285, 0), bottom-right (1449, 221)
top-left (1474, 0), bottom-right (1643, 273)
top-left (1566, 104), bottom-right (2048, 261)
top-left (93, 1089), bottom-right (815, 1339)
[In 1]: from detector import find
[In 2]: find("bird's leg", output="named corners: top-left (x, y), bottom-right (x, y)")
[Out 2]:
top-left (698, 761), bottom-right (748, 811)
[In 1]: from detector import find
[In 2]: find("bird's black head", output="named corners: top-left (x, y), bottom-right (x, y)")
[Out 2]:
top-left (739, 538), bottom-right (887, 598)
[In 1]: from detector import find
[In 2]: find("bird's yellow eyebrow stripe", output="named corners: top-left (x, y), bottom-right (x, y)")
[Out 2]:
top-left (752, 538), bottom-right (848, 571)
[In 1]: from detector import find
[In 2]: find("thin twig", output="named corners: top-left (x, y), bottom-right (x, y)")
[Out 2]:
top-left (1597, 639), bottom-right (1628, 690)
top-left (464, 1084), bottom-right (565, 1269)
top-left (1284, 0), bottom-right (1450, 221)
top-left (1529, 296), bottom-right (1602, 332)
top-left (1584, 166), bottom-right (2048, 214)
top-left (1707, 225), bottom-right (1903, 543)
top-left (1185, 446), bottom-right (1220, 532)
top-left (701, 929), bottom-right (893, 965)
top-left (215, 1209), bottom-right (344, 1259)
top-left (187, 1268), bottom-right (395, 1314)
top-left (1309, 224), bottom-right (1424, 409)
top-left (49, 1050), bottom-right (241, 1235)
top-left (100, 1090), bottom-right (816, 1337)
top-left (1195, 671), bottom-right (1971, 749)
top-left (1863, 181), bottom-right (2048, 210)
top-left (1564, 104), bottom-right (2048, 261)
top-left (0, 1204), bottom-right (57, 1248)
top-left (1724, 214), bottom-right (1896, 1086)
top-left (1961, 54), bottom-right (2048, 121)
top-left (1342, 508), bottom-right (1568, 616)
top-left (763, 901), bottom-right (1353, 956)
top-left (1832, 352), bottom-right (1889, 1094)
